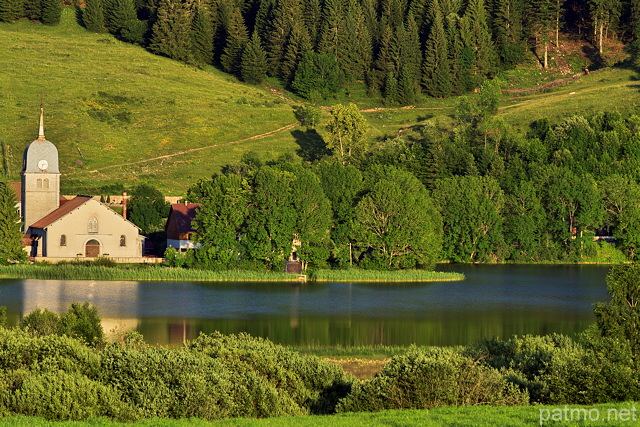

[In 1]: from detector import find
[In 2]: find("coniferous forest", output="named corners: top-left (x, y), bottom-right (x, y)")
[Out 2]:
top-left (2, 0), bottom-right (639, 103)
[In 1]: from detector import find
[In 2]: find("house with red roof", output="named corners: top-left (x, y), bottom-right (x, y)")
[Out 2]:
top-left (165, 203), bottom-right (201, 251)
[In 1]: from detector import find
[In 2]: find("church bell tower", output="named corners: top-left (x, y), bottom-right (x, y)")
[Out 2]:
top-left (21, 105), bottom-right (60, 230)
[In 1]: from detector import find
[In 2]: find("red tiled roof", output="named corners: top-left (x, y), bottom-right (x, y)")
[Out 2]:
top-left (8, 182), bottom-right (21, 202)
top-left (29, 196), bottom-right (92, 229)
top-left (166, 203), bottom-right (201, 233)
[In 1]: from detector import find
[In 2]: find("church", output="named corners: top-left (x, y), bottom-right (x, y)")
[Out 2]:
top-left (20, 106), bottom-right (144, 261)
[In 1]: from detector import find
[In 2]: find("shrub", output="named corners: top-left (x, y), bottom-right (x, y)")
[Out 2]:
top-left (467, 333), bottom-right (639, 405)
top-left (187, 332), bottom-right (351, 414)
top-left (0, 328), bottom-right (101, 376)
top-left (335, 347), bottom-right (528, 413)
top-left (59, 302), bottom-right (105, 348)
top-left (97, 344), bottom-right (303, 419)
top-left (19, 308), bottom-right (60, 336)
top-left (8, 370), bottom-right (132, 421)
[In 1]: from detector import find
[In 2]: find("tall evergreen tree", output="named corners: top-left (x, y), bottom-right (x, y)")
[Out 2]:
top-left (280, 21), bottom-right (312, 84)
top-left (423, 0), bottom-right (452, 97)
top-left (25, 0), bottom-right (43, 21)
top-left (0, 0), bottom-right (25, 22)
top-left (489, 0), bottom-right (525, 65)
top-left (265, 0), bottom-right (302, 76)
top-left (190, 0), bottom-right (215, 65)
top-left (370, 24), bottom-right (395, 92)
top-left (403, 14), bottom-right (423, 93)
top-left (303, 0), bottom-right (322, 46)
top-left (83, 0), bottom-right (108, 33)
top-left (149, 0), bottom-right (193, 62)
top-left (104, 0), bottom-right (137, 34)
top-left (0, 182), bottom-right (26, 264)
top-left (241, 31), bottom-right (268, 83)
top-left (40, 0), bottom-right (62, 25)
top-left (220, 5), bottom-right (249, 74)
top-left (461, 0), bottom-right (498, 85)
top-left (445, 12), bottom-right (465, 94)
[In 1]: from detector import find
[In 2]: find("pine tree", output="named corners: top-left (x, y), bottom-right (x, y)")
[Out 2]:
top-left (190, 1), bottom-right (214, 65)
top-left (422, 0), bottom-right (452, 97)
top-left (489, 0), bottom-right (525, 65)
top-left (83, 0), bottom-right (107, 33)
top-left (403, 15), bottom-right (423, 94)
top-left (303, 0), bottom-right (322, 46)
top-left (265, 0), bottom-right (302, 76)
top-left (461, 0), bottom-right (498, 85)
top-left (25, 0), bottom-right (43, 21)
top-left (0, 182), bottom-right (26, 264)
top-left (370, 24), bottom-right (395, 92)
top-left (383, 72), bottom-right (400, 104)
top-left (280, 21), bottom-right (312, 84)
top-left (40, 0), bottom-right (62, 25)
top-left (220, 6), bottom-right (249, 75)
top-left (241, 31), bottom-right (268, 83)
top-left (0, 0), bottom-right (25, 22)
top-left (104, 0), bottom-right (137, 34)
top-left (149, 0), bottom-right (194, 62)
top-left (445, 12), bottom-right (465, 95)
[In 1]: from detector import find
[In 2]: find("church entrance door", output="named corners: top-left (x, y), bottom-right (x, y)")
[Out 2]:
top-left (85, 239), bottom-right (100, 257)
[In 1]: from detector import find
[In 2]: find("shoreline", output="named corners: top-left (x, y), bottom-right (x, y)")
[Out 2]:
top-left (0, 265), bottom-right (464, 283)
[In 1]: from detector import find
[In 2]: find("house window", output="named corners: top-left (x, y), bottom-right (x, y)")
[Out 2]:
top-left (60, 234), bottom-right (66, 246)
top-left (43, 178), bottom-right (49, 189)
top-left (36, 179), bottom-right (42, 189)
top-left (120, 235), bottom-right (126, 246)
top-left (88, 216), bottom-right (98, 234)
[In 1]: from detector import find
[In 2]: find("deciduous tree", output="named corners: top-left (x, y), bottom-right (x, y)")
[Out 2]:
top-left (128, 184), bottom-right (170, 235)
top-left (354, 166), bottom-right (443, 269)
top-left (325, 103), bottom-right (369, 164)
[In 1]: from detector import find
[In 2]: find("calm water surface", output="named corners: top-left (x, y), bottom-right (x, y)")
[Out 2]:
top-left (0, 264), bottom-right (610, 347)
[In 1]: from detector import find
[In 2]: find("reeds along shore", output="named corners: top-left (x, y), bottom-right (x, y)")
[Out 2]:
top-left (0, 265), bottom-right (464, 282)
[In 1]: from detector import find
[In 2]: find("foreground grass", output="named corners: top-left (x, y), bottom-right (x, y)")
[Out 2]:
top-left (2, 403), bottom-right (638, 426)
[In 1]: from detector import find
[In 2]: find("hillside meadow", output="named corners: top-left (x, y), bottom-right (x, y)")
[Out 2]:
top-left (1, 8), bottom-right (640, 196)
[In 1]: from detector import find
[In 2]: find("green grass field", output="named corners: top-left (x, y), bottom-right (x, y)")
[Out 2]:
top-left (2, 8), bottom-right (639, 197)
top-left (1, 403), bottom-right (638, 426)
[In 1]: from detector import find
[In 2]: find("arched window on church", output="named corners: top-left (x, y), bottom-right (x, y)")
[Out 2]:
top-left (43, 178), bottom-right (49, 189)
top-left (120, 235), bottom-right (126, 247)
top-left (60, 235), bottom-right (66, 246)
top-left (88, 216), bottom-right (98, 234)
top-left (36, 179), bottom-right (42, 189)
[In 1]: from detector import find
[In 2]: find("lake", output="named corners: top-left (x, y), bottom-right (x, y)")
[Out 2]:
top-left (0, 264), bottom-right (611, 347)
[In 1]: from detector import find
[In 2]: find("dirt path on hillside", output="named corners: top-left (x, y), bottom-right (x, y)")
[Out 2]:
top-left (87, 122), bottom-right (299, 174)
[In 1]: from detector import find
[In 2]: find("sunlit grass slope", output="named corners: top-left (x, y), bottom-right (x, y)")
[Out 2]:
top-left (2, 8), bottom-right (639, 195)
top-left (0, 8), bottom-right (298, 194)
top-left (500, 67), bottom-right (640, 126)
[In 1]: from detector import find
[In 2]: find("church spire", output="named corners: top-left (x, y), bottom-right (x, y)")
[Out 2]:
top-left (38, 104), bottom-right (45, 141)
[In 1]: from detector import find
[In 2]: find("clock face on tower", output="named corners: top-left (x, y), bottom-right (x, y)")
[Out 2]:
top-left (38, 159), bottom-right (48, 170)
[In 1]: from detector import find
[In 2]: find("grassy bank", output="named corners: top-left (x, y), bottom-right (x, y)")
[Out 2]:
top-left (313, 269), bottom-right (464, 282)
top-left (0, 264), bottom-right (296, 282)
top-left (0, 264), bottom-right (463, 282)
top-left (2, 403), bottom-right (638, 426)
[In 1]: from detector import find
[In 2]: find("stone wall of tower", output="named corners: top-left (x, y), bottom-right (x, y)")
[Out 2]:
top-left (22, 172), bottom-right (60, 229)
